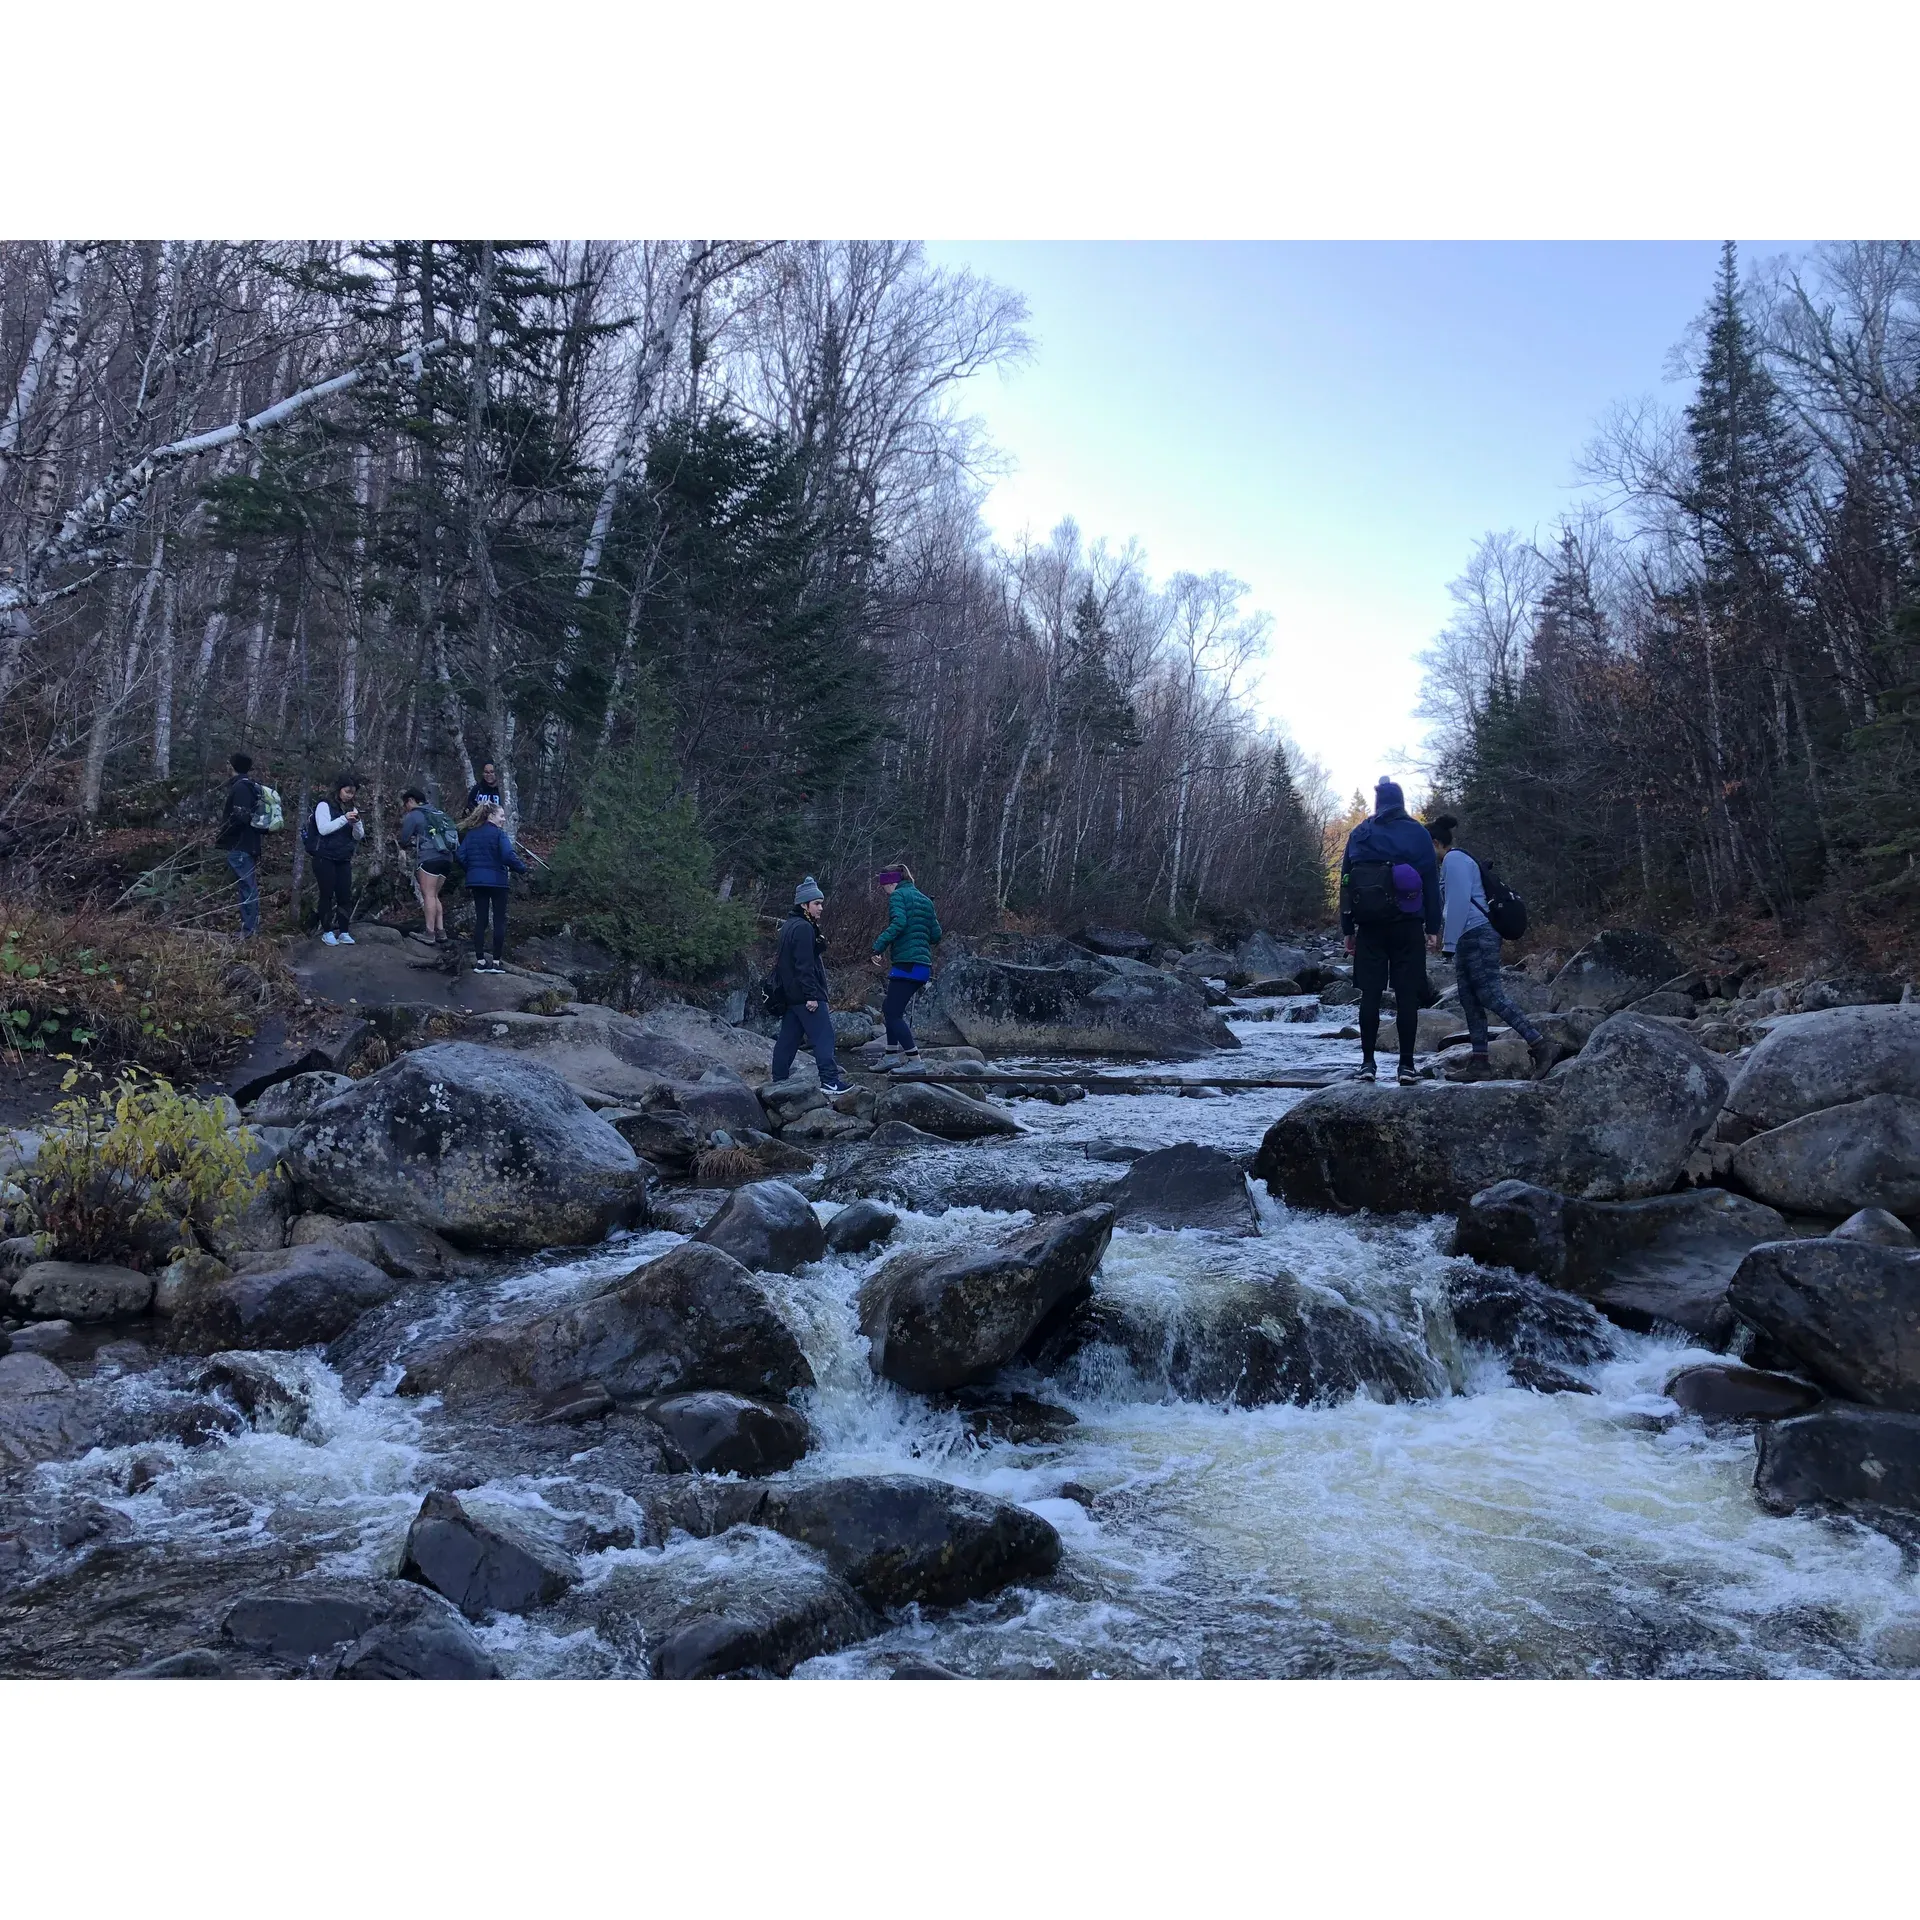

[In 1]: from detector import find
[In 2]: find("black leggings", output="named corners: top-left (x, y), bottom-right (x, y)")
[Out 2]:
top-left (1354, 917), bottom-right (1427, 1067)
top-left (471, 885), bottom-right (508, 960)
top-left (315, 859), bottom-right (353, 933)
top-left (882, 973), bottom-right (926, 1050)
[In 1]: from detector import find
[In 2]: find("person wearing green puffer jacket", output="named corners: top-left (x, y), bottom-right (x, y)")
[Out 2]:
top-left (869, 861), bottom-right (943, 1063)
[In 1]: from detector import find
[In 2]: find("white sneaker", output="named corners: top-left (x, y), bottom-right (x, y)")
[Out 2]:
top-left (320, 931), bottom-right (338, 946)
top-left (336, 931), bottom-right (355, 945)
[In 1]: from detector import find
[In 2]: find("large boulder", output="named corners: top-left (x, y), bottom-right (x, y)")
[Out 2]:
top-left (1724, 1004), bottom-right (1920, 1132)
top-left (1236, 933), bottom-right (1310, 987)
top-left (766, 1474), bottom-right (1062, 1610)
top-left (400, 1490), bottom-right (580, 1618)
top-left (913, 950), bottom-right (1239, 1060)
top-left (1078, 928), bottom-right (1150, 959)
top-left (8, 1260), bottom-right (153, 1323)
top-left (462, 998), bottom-right (772, 1102)
top-left (1111, 1143), bottom-right (1256, 1236)
top-left (163, 1244), bottom-right (404, 1354)
top-left (692, 1180), bottom-right (827, 1274)
top-left (398, 1240), bottom-right (813, 1410)
top-left (1548, 931), bottom-right (1684, 1013)
top-left (285, 1042), bottom-right (647, 1251)
top-left (1727, 1239), bottom-right (1920, 1411)
top-left (1754, 1405), bottom-right (1920, 1517)
top-left (1454, 1182), bottom-right (1786, 1348)
top-left (872, 1081), bottom-right (1022, 1141)
top-left (1731, 1095), bottom-right (1920, 1219)
top-left (1255, 1014), bottom-right (1727, 1214)
top-left (858, 1205), bottom-right (1116, 1391)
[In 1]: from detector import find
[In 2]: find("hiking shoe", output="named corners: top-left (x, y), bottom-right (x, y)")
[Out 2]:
top-left (820, 1079), bottom-right (853, 1095)
top-left (1447, 1054), bottom-right (1496, 1083)
top-left (1528, 1035), bottom-right (1563, 1078)
top-left (320, 931), bottom-right (338, 946)
top-left (1397, 1064), bottom-right (1420, 1086)
top-left (1355, 1059), bottom-right (1377, 1082)
top-left (336, 931), bottom-right (355, 945)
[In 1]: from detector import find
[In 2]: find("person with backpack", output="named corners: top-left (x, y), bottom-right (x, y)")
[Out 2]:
top-left (398, 787), bottom-right (460, 946)
top-left (1427, 814), bottom-right (1554, 1081)
top-left (216, 751), bottom-right (265, 937)
top-left (455, 804), bottom-right (528, 973)
top-left (868, 861), bottom-right (942, 1065)
top-left (1339, 777), bottom-right (1442, 1085)
top-left (769, 876), bottom-right (850, 1092)
top-left (303, 776), bottom-right (365, 945)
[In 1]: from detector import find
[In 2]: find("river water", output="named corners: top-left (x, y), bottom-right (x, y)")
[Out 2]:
top-left (7, 996), bottom-right (1920, 1678)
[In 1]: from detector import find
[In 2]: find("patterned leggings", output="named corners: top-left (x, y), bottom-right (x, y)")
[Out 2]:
top-left (1453, 923), bottom-right (1542, 1052)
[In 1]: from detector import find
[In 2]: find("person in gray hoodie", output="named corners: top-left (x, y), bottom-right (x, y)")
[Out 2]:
top-left (1428, 814), bottom-right (1553, 1080)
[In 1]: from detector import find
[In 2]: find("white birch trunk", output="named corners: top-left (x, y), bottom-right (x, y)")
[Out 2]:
top-left (152, 570), bottom-right (177, 776)
top-left (0, 243), bottom-right (86, 496)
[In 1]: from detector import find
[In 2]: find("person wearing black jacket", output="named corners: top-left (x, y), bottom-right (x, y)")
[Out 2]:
top-left (1339, 777), bottom-right (1443, 1085)
top-left (769, 876), bottom-right (849, 1091)
top-left (215, 751), bottom-right (263, 937)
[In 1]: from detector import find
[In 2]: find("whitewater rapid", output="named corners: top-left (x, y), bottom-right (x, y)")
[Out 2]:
top-left (9, 996), bottom-right (1920, 1678)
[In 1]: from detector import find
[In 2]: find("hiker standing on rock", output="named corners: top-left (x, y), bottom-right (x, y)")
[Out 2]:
top-left (1339, 777), bottom-right (1442, 1085)
top-left (307, 775), bottom-right (365, 946)
top-left (770, 876), bottom-right (850, 1092)
top-left (1428, 814), bottom-right (1554, 1081)
top-left (456, 804), bottom-right (528, 974)
top-left (216, 751), bottom-right (265, 937)
top-left (398, 787), bottom-right (458, 947)
top-left (870, 861), bottom-right (942, 1066)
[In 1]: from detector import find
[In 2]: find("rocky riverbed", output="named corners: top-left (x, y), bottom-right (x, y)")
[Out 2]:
top-left (4, 943), bottom-right (1919, 1679)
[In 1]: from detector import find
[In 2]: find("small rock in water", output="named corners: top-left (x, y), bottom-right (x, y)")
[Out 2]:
top-left (531, 1379), bottom-right (616, 1425)
top-left (693, 1179), bottom-right (827, 1274)
top-left (401, 1489), bottom-right (580, 1619)
top-left (824, 1198), bottom-right (899, 1255)
top-left (1112, 1142), bottom-right (1256, 1237)
top-left (1507, 1355), bottom-right (1596, 1396)
top-left (223, 1586), bottom-right (390, 1661)
top-left (642, 1391), bottom-right (810, 1475)
top-left (5, 1318), bottom-right (78, 1356)
top-left (337, 1610), bottom-right (500, 1680)
top-left (1665, 1363), bottom-right (1823, 1423)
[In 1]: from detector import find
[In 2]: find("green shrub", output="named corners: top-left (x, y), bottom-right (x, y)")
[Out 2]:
top-left (546, 726), bottom-right (754, 975)
top-left (16, 1068), bottom-right (264, 1269)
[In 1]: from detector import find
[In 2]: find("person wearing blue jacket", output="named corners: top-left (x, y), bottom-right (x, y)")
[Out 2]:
top-left (770, 876), bottom-right (850, 1092)
top-left (456, 805), bottom-right (527, 973)
top-left (1339, 777), bottom-right (1442, 1085)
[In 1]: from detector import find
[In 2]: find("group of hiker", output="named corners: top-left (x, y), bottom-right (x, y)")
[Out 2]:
top-left (1338, 776), bottom-right (1548, 1085)
top-left (218, 754), bottom-right (1536, 1089)
top-left (215, 753), bottom-right (525, 971)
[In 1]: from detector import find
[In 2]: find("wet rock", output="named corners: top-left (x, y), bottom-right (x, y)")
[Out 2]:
top-left (1236, 933), bottom-right (1310, 985)
top-left (649, 1188), bottom-right (732, 1236)
top-left (780, 1106), bottom-right (869, 1145)
top-left (8, 1259), bottom-right (153, 1323)
top-left (1083, 1139), bottom-right (1148, 1164)
top-left (337, 1605), bottom-right (501, 1679)
top-left (891, 1655), bottom-right (964, 1678)
top-left (163, 1243), bottom-right (404, 1355)
top-left (824, 1198), bottom-right (899, 1255)
top-left (1445, 1266), bottom-right (1616, 1370)
top-left (400, 1240), bottom-right (813, 1410)
top-left (866, 1120), bottom-right (950, 1149)
top-left (857, 1204), bottom-right (1116, 1391)
top-left (692, 1179), bottom-right (827, 1274)
top-left (246, 1071), bottom-right (353, 1127)
top-left (1548, 930), bottom-right (1684, 1013)
top-left (1665, 1363), bottom-right (1823, 1422)
top-left (196, 1351), bottom-right (316, 1435)
top-left (401, 1489), bottom-right (579, 1618)
top-left (1754, 1405), bottom-right (1920, 1517)
top-left (768, 1474), bottom-right (1062, 1609)
top-left (1455, 1182), bottom-right (1785, 1348)
top-left (284, 1213), bottom-right (468, 1281)
top-left (1111, 1143), bottom-right (1255, 1236)
top-left (1728, 1239), bottom-right (1920, 1411)
top-left (1078, 928), bottom-right (1151, 959)
top-left (0, 1349), bottom-right (100, 1469)
top-left (1507, 1356), bottom-right (1596, 1395)
top-left (873, 1081), bottom-right (1022, 1141)
top-left (1725, 1004), bottom-right (1920, 1133)
top-left (1256, 1014), bottom-right (1728, 1214)
top-left (1731, 1095), bottom-right (1920, 1219)
top-left (673, 1071), bottom-right (770, 1139)
top-left (760, 1082), bottom-right (829, 1128)
top-left (5, 1317), bottom-right (79, 1356)
top-left (222, 1583), bottom-right (391, 1660)
top-left (733, 1131), bottom-right (819, 1178)
top-left (284, 1042), bottom-right (648, 1251)
top-left (1833, 1209), bottom-right (1918, 1248)
top-left (642, 1391), bottom-right (810, 1475)
top-left (603, 1106), bottom-right (700, 1167)
top-left (152, 1252), bottom-right (228, 1317)
top-left (531, 1379), bottom-right (616, 1425)
top-left (935, 1386), bottom-right (1080, 1445)
top-left (914, 949), bottom-right (1240, 1059)
top-left (124, 1647), bottom-right (228, 1678)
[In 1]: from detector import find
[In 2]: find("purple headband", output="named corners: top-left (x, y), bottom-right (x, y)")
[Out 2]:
top-left (875, 868), bottom-right (904, 886)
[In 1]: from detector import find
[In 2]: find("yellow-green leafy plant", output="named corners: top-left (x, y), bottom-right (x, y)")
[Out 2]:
top-left (17, 1068), bottom-right (265, 1269)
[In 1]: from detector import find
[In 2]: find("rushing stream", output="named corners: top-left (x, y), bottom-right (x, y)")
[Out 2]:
top-left (6, 996), bottom-right (1920, 1678)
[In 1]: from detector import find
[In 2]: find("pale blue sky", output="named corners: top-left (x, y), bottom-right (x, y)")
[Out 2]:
top-left (926, 241), bottom-right (1793, 804)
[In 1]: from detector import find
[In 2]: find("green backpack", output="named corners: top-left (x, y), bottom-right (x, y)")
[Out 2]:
top-left (249, 785), bottom-right (284, 832)
top-left (421, 807), bottom-right (460, 857)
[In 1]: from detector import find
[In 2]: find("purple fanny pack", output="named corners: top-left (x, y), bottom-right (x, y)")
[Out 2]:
top-left (1391, 862), bottom-right (1423, 913)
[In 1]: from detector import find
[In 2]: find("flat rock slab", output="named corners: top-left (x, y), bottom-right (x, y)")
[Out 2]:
top-left (1755, 1404), bottom-right (1920, 1517)
top-left (1665, 1363), bottom-right (1823, 1422)
top-left (288, 934), bottom-right (574, 1016)
top-left (10, 1260), bottom-right (154, 1323)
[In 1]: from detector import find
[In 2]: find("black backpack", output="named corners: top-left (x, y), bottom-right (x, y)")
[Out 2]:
top-left (1346, 860), bottom-right (1399, 930)
top-left (759, 974), bottom-right (787, 1019)
top-left (1467, 851), bottom-right (1528, 941)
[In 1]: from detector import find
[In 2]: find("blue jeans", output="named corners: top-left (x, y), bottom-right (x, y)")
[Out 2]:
top-left (1453, 922), bottom-right (1541, 1052)
top-left (225, 848), bottom-right (259, 936)
top-left (882, 973), bottom-right (926, 1050)
top-left (771, 1001), bottom-right (839, 1084)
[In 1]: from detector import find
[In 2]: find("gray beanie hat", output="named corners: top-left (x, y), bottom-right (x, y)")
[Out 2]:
top-left (794, 874), bottom-right (825, 906)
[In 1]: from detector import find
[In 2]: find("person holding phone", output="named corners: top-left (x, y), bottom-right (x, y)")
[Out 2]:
top-left (310, 775), bottom-right (366, 945)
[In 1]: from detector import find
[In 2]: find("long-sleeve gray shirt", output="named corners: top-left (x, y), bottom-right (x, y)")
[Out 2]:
top-left (1440, 847), bottom-right (1492, 953)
